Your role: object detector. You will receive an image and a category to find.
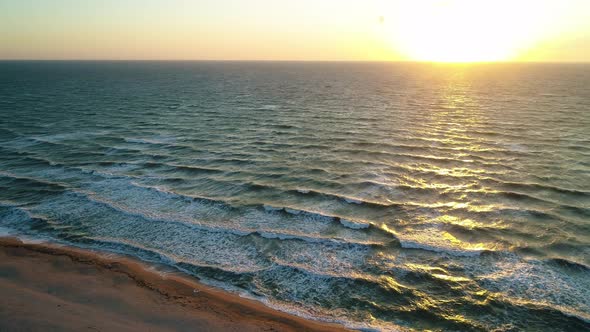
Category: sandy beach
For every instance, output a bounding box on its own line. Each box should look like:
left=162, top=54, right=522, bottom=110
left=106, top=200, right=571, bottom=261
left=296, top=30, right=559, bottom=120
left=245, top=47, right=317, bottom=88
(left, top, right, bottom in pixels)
left=0, top=237, right=347, bottom=332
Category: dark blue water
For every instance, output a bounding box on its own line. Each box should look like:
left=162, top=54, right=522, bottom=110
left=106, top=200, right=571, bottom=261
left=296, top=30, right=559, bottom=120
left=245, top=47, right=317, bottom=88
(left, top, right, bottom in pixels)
left=1, top=61, right=589, bottom=331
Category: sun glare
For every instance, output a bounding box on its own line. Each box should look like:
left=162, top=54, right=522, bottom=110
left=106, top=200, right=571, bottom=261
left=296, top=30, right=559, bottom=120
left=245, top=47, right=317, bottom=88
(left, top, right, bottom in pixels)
left=381, top=0, right=556, bottom=62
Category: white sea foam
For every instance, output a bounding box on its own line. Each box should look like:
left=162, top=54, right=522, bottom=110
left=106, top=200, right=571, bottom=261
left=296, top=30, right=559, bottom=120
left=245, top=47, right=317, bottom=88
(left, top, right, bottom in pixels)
left=392, top=226, right=489, bottom=257
left=339, top=218, right=370, bottom=230
left=473, top=253, right=590, bottom=319
left=263, top=204, right=282, bottom=212
left=284, top=208, right=302, bottom=215
left=343, top=197, right=363, bottom=204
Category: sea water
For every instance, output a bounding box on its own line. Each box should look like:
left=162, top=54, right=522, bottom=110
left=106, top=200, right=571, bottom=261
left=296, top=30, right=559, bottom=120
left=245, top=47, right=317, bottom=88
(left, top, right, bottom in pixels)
left=0, top=61, right=589, bottom=331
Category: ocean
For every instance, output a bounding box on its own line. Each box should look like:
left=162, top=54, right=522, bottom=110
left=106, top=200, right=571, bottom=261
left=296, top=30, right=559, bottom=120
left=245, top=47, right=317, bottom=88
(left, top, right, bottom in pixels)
left=0, top=61, right=589, bottom=331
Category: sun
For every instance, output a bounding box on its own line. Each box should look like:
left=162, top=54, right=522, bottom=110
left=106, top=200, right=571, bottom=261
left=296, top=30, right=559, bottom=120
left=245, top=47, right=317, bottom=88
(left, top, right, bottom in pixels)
left=380, top=0, right=553, bottom=63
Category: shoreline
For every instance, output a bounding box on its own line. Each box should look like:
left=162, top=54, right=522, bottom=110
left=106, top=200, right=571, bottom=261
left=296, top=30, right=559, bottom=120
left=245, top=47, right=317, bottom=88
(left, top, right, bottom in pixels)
left=0, top=236, right=349, bottom=331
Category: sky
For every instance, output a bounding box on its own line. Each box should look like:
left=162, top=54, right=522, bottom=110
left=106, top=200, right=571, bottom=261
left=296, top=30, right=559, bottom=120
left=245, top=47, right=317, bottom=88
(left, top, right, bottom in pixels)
left=1, top=0, right=589, bottom=62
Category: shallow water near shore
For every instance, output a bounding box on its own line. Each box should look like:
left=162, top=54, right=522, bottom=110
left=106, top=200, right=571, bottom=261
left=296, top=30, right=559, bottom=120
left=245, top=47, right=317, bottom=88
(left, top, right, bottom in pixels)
left=0, top=61, right=589, bottom=331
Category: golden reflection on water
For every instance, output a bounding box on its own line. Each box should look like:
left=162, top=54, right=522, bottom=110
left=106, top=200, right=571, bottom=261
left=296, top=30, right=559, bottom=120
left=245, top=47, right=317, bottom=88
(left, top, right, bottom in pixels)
left=397, top=70, right=502, bottom=252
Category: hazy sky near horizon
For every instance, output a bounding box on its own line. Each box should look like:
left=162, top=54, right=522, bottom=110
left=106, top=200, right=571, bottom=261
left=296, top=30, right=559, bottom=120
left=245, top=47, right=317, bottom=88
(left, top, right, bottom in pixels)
left=1, top=0, right=589, bottom=62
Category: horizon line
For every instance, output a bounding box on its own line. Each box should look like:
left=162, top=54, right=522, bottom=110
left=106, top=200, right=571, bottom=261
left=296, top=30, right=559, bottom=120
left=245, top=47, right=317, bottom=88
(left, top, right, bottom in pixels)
left=1, top=59, right=589, bottom=64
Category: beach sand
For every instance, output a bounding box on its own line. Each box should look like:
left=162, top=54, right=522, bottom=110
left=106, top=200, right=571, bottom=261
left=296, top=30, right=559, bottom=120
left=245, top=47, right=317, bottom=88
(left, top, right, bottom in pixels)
left=0, top=237, right=347, bottom=332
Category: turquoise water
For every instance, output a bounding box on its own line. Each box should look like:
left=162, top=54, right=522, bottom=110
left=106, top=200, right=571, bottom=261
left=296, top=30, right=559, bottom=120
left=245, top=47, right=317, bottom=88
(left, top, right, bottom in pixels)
left=0, top=61, right=589, bottom=331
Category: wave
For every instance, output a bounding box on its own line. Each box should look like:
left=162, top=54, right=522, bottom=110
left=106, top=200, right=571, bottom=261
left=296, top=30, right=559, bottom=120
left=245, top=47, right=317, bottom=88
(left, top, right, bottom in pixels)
left=3, top=161, right=578, bottom=261
left=261, top=204, right=380, bottom=232
left=124, top=137, right=177, bottom=145
left=0, top=170, right=69, bottom=192
left=83, top=236, right=269, bottom=275
left=398, top=239, right=489, bottom=257
left=545, top=257, right=590, bottom=272
left=339, top=218, right=371, bottom=230
left=54, top=187, right=393, bottom=248
left=285, top=188, right=392, bottom=208
left=480, top=177, right=590, bottom=199
left=3, top=150, right=588, bottom=255
left=166, top=163, right=229, bottom=175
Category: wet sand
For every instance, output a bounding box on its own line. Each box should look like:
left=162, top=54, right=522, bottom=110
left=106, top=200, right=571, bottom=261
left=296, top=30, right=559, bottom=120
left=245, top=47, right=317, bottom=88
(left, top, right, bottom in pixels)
left=0, top=237, right=347, bottom=332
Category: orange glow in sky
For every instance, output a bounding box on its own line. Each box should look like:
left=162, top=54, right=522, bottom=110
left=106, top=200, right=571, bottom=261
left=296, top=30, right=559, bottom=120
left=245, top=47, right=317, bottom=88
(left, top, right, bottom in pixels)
left=1, top=0, right=589, bottom=62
